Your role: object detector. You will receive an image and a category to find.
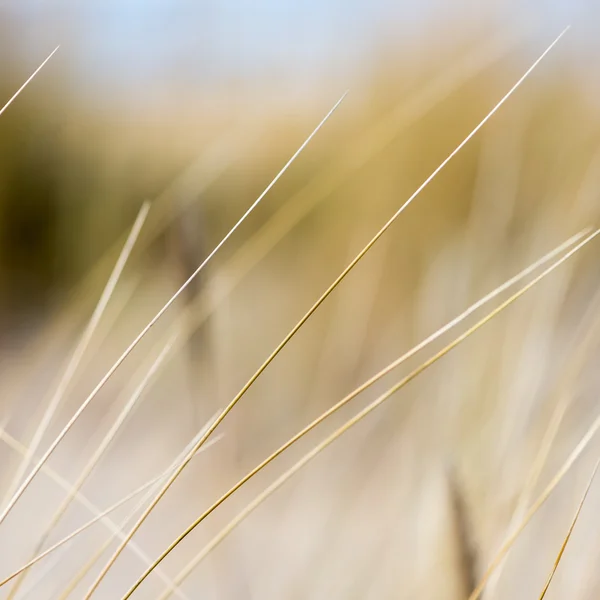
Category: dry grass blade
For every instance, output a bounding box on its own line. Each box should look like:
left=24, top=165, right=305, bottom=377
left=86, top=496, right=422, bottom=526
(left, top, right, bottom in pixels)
left=88, top=30, right=570, bottom=599
left=0, top=92, right=347, bottom=534
left=537, top=457, right=600, bottom=600
left=124, top=227, right=599, bottom=599
left=3, top=336, right=176, bottom=600
left=1, top=201, right=150, bottom=512
left=0, top=46, right=59, bottom=118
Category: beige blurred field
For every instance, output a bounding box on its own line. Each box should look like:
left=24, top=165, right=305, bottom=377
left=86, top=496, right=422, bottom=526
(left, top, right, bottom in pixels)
left=1, top=7, right=600, bottom=600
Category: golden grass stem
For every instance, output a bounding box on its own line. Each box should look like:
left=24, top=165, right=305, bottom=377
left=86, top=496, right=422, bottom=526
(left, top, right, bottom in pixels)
left=537, top=457, right=600, bottom=600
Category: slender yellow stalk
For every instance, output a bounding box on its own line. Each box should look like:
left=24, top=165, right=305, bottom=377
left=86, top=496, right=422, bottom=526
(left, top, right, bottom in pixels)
left=537, top=457, right=600, bottom=600
left=61, top=24, right=497, bottom=483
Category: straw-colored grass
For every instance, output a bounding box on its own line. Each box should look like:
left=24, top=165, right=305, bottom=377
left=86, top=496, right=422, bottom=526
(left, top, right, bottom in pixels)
left=1, top=18, right=600, bottom=600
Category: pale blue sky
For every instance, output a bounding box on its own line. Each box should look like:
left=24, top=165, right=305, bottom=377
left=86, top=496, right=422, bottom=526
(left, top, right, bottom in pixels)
left=5, top=0, right=600, bottom=109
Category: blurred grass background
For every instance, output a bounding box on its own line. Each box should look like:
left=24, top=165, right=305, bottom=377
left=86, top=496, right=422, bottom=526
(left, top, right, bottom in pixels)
left=1, top=2, right=600, bottom=599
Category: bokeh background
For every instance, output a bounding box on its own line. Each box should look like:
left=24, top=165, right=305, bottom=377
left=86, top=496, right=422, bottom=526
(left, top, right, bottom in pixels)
left=1, top=1, right=600, bottom=598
